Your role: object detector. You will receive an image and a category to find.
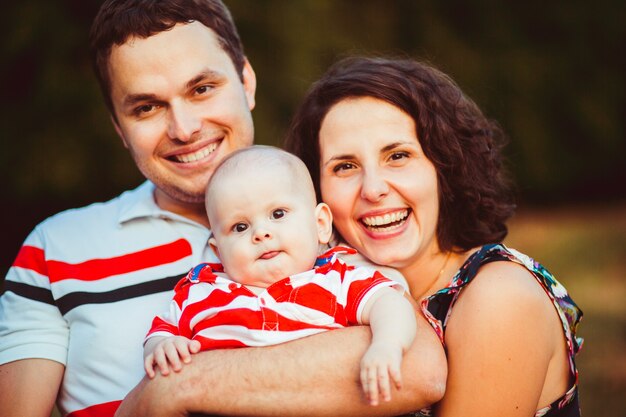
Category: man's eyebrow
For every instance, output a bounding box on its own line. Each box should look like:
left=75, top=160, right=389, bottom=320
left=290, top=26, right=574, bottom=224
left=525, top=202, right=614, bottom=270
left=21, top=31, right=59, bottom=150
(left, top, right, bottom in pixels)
left=122, top=70, right=225, bottom=108
left=123, top=93, right=158, bottom=108
left=185, top=70, right=223, bottom=89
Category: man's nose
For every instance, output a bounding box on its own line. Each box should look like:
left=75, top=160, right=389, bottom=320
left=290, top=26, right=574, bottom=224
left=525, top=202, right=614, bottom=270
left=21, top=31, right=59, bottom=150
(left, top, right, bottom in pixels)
left=167, top=102, right=201, bottom=142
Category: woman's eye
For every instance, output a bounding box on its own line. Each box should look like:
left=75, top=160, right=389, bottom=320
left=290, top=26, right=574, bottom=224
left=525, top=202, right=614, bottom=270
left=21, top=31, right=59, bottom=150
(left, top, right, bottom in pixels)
left=333, top=162, right=356, bottom=173
left=390, top=151, right=409, bottom=161
left=233, top=223, right=248, bottom=233
left=271, top=209, right=286, bottom=219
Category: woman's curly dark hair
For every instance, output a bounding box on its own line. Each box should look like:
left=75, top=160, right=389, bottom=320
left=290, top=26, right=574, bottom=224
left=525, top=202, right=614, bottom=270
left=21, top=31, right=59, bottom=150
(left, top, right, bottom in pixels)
left=284, top=56, right=516, bottom=252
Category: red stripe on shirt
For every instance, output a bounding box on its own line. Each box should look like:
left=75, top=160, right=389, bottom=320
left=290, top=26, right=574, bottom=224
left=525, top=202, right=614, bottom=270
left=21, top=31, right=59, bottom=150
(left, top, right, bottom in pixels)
left=12, top=245, right=48, bottom=276
left=192, top=306, right=339, bottom=334
left=67, top=400, right=121, bottom=417
left=46, top=239, right=193, bottom=282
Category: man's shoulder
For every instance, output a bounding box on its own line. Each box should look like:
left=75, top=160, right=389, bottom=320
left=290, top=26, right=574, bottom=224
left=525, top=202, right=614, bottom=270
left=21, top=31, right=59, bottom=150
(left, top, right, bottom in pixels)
left=38, top=183, right=149, bottom=234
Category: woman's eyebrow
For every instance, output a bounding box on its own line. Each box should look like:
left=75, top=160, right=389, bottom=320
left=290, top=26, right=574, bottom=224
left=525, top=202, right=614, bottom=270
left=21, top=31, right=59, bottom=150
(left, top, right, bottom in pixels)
left=381, top=141, right=413, bottom=152
left=322, top=154, right=353, bottom=167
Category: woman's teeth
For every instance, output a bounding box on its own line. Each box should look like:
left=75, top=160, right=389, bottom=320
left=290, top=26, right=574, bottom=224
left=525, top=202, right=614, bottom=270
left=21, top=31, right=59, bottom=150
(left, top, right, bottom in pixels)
left=361, top=209, right=409, bottom=228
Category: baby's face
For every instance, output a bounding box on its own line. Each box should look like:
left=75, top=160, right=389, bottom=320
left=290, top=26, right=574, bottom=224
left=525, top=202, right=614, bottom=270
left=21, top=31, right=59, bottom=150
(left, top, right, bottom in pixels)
left=207, top=164, right=329, bottom=286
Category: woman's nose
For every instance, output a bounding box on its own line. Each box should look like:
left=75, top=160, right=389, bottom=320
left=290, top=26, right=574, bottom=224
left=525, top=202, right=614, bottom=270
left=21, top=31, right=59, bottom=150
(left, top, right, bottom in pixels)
left=167, top=102, right=202, bottom=142
left=360, top=169, right=390, bottom=203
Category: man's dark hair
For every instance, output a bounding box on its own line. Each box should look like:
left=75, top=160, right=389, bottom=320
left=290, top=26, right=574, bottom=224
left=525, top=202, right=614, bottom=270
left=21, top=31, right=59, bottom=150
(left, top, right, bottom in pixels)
left=90, top=0, right=245, bottom=118
left=284, top=56, right=516, bottom=252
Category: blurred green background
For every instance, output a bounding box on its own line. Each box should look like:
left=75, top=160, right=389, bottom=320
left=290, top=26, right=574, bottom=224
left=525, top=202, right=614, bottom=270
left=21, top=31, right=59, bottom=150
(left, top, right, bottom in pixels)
left=2, top=1, right=624, bottom=416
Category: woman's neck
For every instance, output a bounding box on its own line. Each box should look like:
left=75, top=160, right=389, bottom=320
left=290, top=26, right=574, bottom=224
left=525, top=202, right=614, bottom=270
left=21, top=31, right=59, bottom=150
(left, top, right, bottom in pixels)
left=400, top=248, right=474, bottom=300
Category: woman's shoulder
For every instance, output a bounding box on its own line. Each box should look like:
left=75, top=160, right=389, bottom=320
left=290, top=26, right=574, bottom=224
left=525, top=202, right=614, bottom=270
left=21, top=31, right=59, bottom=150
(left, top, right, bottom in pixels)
left=451, top=245, right=554, bottom=334
left=456, top=257, right=554, bottom=319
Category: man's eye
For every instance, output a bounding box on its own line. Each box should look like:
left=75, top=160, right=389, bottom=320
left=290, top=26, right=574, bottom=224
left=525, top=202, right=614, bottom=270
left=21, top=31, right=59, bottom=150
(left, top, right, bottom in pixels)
left=195, top=85, right=212, bottom=95
left=233, top=223, right=248, bottom=233
left=271, top=209, right=285, bottom=219
left=135, top=104, right=154, bottom=115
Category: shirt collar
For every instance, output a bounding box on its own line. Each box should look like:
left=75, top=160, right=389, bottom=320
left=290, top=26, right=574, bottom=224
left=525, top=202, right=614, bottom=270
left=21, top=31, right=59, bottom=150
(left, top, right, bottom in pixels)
left=116, top=181, right=206, bottom=229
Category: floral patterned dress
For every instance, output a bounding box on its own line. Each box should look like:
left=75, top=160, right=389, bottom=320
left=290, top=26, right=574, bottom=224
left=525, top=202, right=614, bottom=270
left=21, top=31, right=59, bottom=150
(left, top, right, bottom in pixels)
left=406, top=244, right=583, bottom=417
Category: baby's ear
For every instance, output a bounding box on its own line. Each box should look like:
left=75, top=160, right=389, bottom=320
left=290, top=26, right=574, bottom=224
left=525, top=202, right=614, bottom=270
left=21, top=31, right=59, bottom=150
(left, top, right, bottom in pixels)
left=208, top=236, right=220, bottom=260
left=315, top=203, right=333, bottom=244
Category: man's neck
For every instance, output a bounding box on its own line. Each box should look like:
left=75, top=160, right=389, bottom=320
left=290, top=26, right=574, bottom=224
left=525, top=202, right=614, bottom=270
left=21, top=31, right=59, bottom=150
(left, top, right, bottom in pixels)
left=154, top=188, right=209, bottom=228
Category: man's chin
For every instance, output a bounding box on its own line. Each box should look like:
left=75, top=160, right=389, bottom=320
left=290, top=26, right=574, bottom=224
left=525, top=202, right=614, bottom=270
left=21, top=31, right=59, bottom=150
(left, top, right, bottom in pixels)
left=154, top=185, right=206, bottom=208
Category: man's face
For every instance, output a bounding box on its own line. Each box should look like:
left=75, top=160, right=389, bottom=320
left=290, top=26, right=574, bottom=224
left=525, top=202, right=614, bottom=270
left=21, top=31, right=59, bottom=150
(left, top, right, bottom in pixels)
left=108, top=21, right=256, bottom=211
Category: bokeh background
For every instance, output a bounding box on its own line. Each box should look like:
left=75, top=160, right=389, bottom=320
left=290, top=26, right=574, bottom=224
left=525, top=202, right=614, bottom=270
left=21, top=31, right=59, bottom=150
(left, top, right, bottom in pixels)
left=1, top=1, right=624, bottom=416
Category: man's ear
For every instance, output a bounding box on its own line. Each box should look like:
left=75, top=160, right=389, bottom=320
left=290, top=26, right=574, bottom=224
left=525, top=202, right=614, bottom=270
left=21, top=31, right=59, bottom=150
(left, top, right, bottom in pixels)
left=208, top=236, right=220, bottom=260
left=241, top=58, right=257, bottom=111
left=315, top=203, right=333, bottom=244
left=111, top=115, right=129, bottom=149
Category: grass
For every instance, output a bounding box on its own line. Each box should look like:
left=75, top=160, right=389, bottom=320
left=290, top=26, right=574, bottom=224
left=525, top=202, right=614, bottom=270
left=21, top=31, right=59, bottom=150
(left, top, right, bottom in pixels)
left=49, top=203, right=625, bottom=416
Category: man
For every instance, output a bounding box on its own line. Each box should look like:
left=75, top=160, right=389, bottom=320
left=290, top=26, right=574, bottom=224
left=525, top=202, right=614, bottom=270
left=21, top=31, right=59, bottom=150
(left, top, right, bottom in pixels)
left=0, top=1, right=445, bottom=416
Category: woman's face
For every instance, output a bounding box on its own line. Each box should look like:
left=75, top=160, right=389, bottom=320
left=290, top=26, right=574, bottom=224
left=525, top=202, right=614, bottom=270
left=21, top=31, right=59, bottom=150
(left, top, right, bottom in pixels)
left=319, top=97, right=440, bottom=269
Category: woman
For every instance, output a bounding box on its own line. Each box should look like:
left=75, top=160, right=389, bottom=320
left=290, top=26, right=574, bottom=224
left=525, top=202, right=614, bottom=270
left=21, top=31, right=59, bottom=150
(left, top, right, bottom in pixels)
left=285, top=56, right=583, bottom=416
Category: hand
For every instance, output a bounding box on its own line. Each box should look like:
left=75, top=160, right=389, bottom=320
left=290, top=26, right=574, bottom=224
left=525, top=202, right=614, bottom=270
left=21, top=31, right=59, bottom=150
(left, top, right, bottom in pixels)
left=360, top=341, right=404, bottom=406
left=144, top=336, right=201, bottom=378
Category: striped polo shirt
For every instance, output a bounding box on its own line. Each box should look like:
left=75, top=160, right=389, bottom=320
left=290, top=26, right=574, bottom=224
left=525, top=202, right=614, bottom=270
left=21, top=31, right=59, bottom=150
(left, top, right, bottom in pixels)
left=146, top=247, right=401, bottom=350
left=0, top=181, right=214, bottom=417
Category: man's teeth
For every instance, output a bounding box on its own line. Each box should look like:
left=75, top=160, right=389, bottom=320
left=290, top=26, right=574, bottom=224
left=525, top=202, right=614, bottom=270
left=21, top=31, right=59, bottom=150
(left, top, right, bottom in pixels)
left=175, top=142, right=218, bottom=163
left=362, top=210, right=408, bottom=227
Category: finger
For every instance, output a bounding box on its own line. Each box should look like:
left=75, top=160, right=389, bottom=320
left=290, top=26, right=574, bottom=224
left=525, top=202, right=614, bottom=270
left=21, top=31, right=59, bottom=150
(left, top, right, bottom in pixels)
left=153, top=348, right=170, bottom=376
left=144, top=355, right=155, bottom=379
left=389, top=362, right=403, bottom=390
left=174, top=339, right=193, bottom=364
left=189, top=339, right=201, bottom=354
left=367, top=366, right=380, bottom=406
left=360, top=366, right=370, bottom=402
left=377, top=365, right=391, bottom=402
left=163, top=342, right=183, bottom=371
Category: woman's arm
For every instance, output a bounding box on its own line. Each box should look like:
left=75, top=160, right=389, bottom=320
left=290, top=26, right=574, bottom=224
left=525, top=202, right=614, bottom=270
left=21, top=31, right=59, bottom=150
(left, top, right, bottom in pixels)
left=115, top=310, right=446, bottom=417
left=437, top=261, right=569, bottom=416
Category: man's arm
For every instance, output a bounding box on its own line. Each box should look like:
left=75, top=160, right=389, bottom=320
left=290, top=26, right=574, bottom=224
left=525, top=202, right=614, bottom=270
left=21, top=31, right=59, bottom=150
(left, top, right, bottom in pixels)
left=0, top=359, right=64, bottom=417
left=116, top=310, right=446, bottom=417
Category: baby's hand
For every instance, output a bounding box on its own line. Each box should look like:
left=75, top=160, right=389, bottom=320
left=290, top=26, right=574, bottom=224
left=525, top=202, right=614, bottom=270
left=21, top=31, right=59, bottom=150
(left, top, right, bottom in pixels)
left=360, top=341, right=404, bottom=406
left=144, top=336, right=201, bottom=378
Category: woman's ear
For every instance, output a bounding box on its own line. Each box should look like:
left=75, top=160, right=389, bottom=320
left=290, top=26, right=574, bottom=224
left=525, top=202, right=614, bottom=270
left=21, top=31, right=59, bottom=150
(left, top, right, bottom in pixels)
left=315, top=203, right=333, bottom=244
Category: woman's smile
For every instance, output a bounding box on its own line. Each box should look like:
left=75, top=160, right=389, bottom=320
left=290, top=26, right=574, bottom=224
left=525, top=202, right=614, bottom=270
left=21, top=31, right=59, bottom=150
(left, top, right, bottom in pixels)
left=319, top=97, right=440, bottom=269
left=359, top=208, right=410, bottom=232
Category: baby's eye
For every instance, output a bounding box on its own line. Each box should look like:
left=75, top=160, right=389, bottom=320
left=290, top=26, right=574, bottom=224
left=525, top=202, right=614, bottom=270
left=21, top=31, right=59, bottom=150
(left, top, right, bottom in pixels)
left=271, top=209, right=286, bottom=219
left=232, top=223, right=248, bottom=233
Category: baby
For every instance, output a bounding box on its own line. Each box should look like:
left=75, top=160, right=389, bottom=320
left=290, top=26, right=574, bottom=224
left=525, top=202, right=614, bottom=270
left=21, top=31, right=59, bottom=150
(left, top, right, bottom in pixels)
left=144, top=146, right=417, bottom=405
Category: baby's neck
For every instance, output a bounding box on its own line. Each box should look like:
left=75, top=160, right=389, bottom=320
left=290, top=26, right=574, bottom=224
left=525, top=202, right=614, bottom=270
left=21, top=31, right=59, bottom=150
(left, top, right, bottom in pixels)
left=244, top=284, right=267, bottom=295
